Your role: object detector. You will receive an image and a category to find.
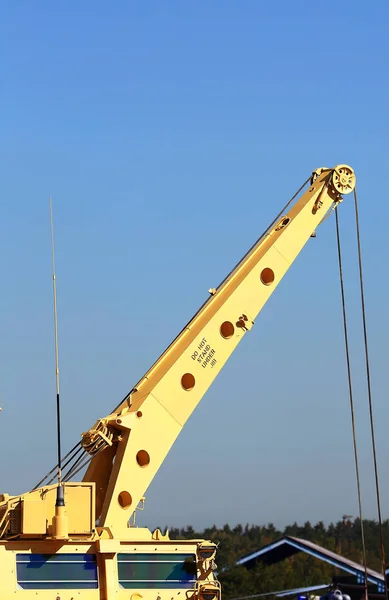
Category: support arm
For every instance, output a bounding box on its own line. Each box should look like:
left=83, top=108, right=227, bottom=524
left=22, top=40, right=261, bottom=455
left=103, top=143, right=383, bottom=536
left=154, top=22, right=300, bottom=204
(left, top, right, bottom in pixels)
left=82, top=165, right=356, bottom=535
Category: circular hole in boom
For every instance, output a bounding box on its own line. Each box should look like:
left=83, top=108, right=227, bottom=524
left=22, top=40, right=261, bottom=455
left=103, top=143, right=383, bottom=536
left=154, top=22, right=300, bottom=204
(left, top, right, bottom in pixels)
left=136, top=450, right=150, bottom=467
left=181, top=373, right=195, bottom=391
left=220, top=321, right=235, bottom=339
left=118, top=491, right=132, bottom=509
left=260, top=268, right=275, bottom=286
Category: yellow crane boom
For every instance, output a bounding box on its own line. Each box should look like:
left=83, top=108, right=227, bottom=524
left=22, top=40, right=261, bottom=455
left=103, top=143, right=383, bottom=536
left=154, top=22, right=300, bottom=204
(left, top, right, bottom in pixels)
left=80, top=164, right=356, bottom=536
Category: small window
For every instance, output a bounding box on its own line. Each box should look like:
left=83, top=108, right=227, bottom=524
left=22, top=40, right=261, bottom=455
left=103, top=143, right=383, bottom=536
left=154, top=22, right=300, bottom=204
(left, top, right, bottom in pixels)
left=117, top=553, right=197, bottom=589
left=16, top=553, right=98, bottom=590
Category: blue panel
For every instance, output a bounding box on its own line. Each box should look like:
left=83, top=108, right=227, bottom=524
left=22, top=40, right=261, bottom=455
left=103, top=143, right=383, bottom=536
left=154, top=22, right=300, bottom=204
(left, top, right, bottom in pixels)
left=22, top=553, right=97, bottom=563
left=16, top=553, right=98, bottom=590
left=117, top=553, right=197, bottom=590
left=121, top=553, right=195, bottom=562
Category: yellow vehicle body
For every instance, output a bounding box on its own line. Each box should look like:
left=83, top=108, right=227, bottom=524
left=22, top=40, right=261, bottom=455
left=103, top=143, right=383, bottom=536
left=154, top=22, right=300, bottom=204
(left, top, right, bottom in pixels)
left=0, top=165, right=356, bottom=599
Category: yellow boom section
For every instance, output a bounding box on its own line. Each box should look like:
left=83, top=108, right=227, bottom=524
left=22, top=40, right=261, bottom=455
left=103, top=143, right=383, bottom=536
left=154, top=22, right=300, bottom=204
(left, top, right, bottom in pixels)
left=82, top=165, right=355, bottom=535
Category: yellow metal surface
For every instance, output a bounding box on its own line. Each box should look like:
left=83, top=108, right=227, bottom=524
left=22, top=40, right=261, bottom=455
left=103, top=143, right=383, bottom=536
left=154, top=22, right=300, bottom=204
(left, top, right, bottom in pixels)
left=0, top=482, right=95, bottom=538
left=21, top=499, right=47, bottom=535
left=51, top=503, right=69, bottom=540
left=82, top=165, right=356, bottom=535
left=0, top=165, right=355, bottom=599
left=62, top=483, right=95, bottom=534
left=0, top=538, right=215, bottom=600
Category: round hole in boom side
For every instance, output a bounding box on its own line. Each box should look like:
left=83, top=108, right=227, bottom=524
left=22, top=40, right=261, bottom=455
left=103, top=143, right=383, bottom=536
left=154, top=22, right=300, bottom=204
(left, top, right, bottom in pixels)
left=181, top=373, right=195, bottom=391
left=260, top=268, right=275, bottom=286
left=220, top=321, right=235, bottom=339
left=118, top=491, right=132, bottom=509
left=136, top=450, right=150, bottom=467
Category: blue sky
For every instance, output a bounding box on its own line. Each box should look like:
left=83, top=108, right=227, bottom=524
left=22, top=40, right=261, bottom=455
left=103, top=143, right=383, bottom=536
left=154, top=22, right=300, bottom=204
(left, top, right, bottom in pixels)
left=1, top=0, right=389, bottom=531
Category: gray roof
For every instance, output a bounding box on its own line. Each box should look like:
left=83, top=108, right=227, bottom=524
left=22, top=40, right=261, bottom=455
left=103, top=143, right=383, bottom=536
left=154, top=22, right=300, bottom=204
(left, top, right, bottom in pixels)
left=237, top=536, right=385, bottom=591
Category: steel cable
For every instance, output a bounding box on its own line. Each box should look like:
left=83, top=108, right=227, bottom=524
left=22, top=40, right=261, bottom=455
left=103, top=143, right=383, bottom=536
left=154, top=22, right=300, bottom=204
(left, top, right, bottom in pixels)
left=335, top=206, right=369, bottom=600
left=353, top=187, right=387, bottom=599
left=31, top=441, right=82, bottom=490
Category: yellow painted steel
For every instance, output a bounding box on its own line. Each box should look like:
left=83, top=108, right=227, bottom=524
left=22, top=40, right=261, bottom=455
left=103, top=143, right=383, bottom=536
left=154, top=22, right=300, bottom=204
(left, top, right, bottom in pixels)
left=0, top=165, right=356, bottom=599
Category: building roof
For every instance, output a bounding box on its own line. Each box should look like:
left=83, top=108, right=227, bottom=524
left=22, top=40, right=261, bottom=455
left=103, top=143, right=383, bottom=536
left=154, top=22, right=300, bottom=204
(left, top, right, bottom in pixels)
left=236, top=536, right=385, bottom=592
left=275, top=584, right=330, bottom=597
left=231, top=584, right=331, bottom=600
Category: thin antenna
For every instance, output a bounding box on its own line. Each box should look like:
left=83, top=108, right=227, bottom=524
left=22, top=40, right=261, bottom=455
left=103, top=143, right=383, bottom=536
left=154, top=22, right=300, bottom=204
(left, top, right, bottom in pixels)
left=49, top=197, right=62, bottom=486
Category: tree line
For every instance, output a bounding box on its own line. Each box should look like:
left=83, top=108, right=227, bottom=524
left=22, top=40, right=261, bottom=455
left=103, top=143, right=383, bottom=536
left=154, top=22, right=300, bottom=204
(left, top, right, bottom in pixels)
left=167, top=518, right=389, bottom=599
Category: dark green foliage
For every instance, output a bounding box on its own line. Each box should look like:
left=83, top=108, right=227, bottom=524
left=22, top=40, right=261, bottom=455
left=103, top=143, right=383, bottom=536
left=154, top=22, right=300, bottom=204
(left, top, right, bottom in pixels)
left=167, top=518, right=389, bottom=599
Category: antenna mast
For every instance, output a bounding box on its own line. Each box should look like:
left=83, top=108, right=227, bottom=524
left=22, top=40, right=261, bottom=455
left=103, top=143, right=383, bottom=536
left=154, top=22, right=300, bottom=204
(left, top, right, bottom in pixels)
left=49, top=196, right=62, bottom=486
left=49, top=197, right=68, bottom=539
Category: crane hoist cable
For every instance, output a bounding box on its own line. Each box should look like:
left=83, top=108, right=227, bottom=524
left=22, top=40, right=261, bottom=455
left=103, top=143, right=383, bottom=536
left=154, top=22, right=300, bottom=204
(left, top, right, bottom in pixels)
left=336, top=190, right=387, bottom=600
left=31, top=441, right=83, bottom=490
left=353, top=188, right=387, bottom=600
left=335, top=205, right=369, bottom=600
left=63, top=453, right=91, bottom=482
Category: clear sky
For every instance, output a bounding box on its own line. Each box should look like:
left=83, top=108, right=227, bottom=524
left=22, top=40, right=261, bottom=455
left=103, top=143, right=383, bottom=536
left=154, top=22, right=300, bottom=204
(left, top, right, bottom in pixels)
left=1, top=1, right=389, bottom=533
